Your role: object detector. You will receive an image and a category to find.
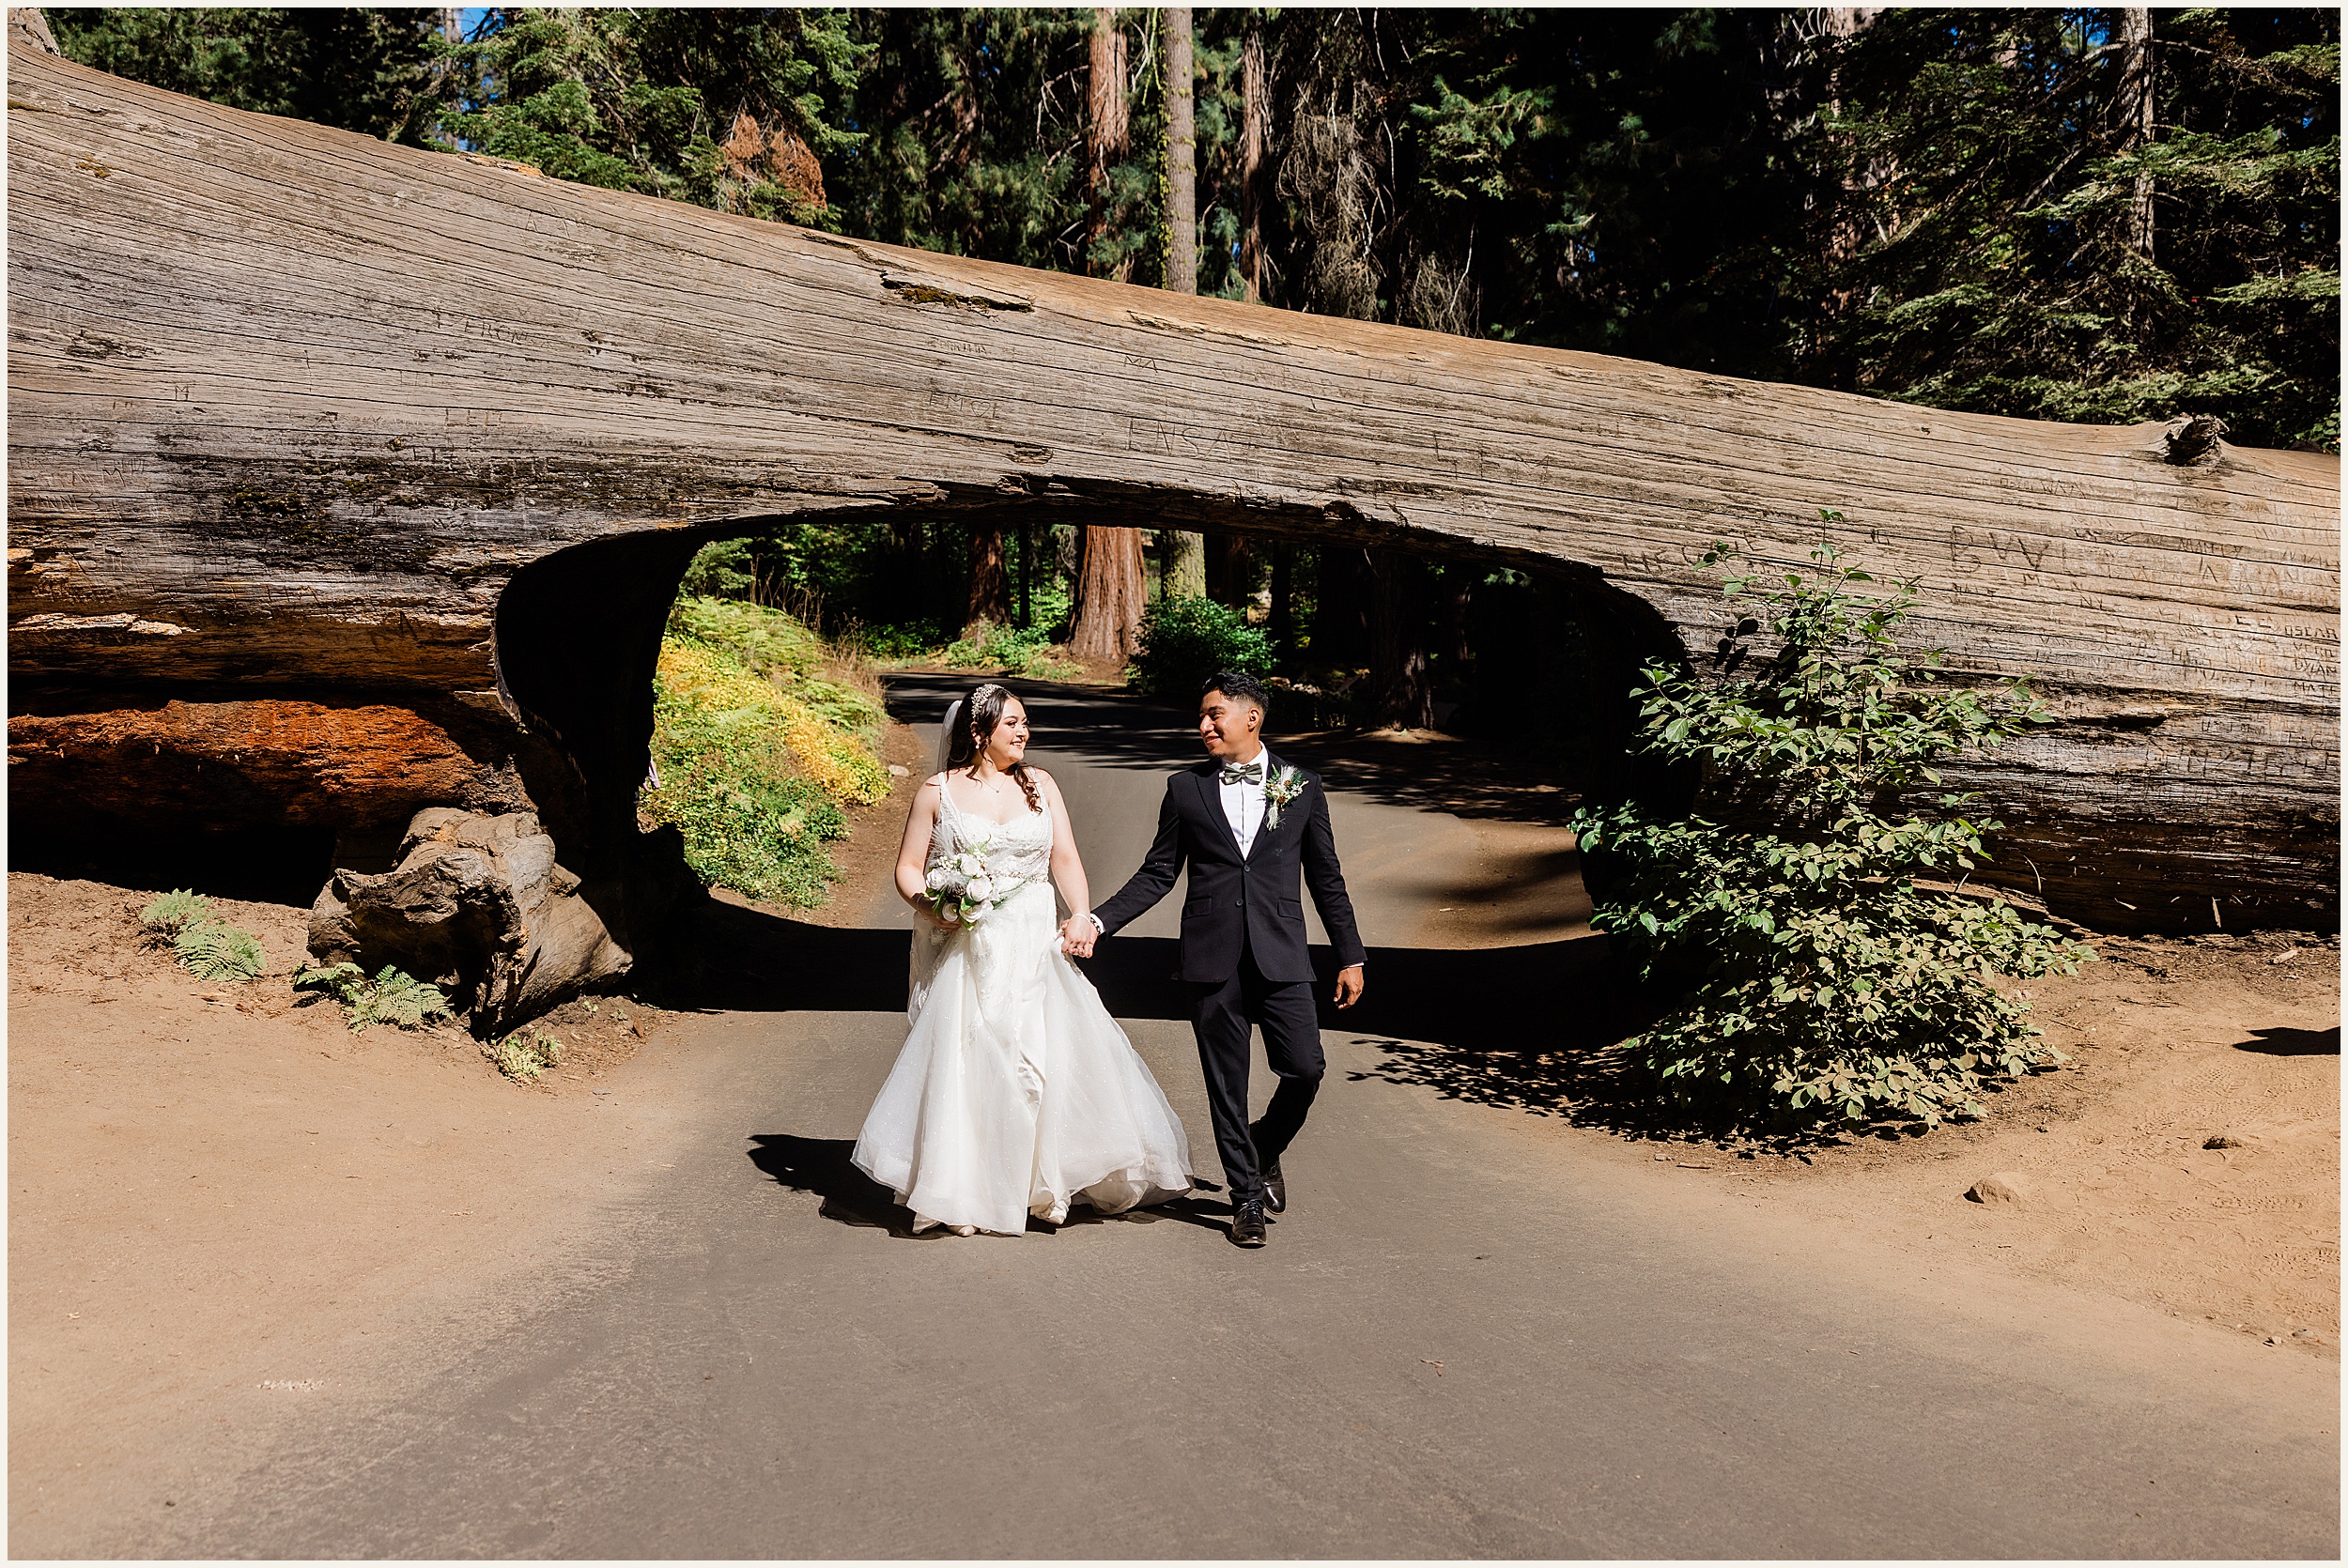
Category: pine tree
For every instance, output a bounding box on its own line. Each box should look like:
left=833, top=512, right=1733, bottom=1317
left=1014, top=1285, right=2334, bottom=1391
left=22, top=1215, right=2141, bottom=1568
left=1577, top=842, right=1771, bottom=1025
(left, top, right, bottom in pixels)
left=51, top=8, right=444, bottom=140
left=438, top=8, right=863, bottom=227
left=1801, top=8, right=2339, bottom=451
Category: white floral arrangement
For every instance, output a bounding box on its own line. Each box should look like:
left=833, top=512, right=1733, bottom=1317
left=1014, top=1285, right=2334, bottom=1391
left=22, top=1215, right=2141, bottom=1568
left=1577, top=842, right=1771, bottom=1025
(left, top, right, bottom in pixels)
left=923, top=846, right=1015, bottom=927
left=1262, top=764, right=1306, bottom=830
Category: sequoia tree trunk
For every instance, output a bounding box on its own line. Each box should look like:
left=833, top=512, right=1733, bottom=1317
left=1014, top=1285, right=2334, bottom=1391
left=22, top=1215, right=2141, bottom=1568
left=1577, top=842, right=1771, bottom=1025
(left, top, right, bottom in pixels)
left=6, top=29, right=2336, bottom=932
left=1205, top=533, right=1253, bottom=609
left=1069, top=8, right=1147, bottom=655
left=965, top=522, right=1011, bottom=634
left=1155, top=7, right=1212, bottom=601
left=1163, top=7, right=1197, bottom=296
left=2114, top=8, right=2156, bottom=261
left=1068, top=527, right=1148, bottom=663
left=1087, top=8, right=1129, bottom=283
left=1239, top=30, right=1268, bottom=305
left=1367, top=551, right=1435, bottom=730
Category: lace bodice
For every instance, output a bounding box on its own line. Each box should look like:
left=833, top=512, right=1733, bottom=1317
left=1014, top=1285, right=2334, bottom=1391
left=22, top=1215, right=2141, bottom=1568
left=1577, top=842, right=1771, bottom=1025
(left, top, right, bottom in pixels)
left=932, top=774, right=1054, bottom=889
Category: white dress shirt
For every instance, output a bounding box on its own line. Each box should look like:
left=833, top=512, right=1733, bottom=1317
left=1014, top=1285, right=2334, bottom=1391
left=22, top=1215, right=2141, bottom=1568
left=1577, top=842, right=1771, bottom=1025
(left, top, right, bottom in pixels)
left=1081, top=749, right=1270, bottom=937
left=1218, top=748, right=1268, bottom=857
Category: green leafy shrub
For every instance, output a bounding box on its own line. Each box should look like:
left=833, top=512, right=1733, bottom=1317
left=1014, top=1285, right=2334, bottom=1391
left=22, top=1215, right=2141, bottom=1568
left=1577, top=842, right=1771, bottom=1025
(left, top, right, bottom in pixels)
left=140, top=888, right=266, bottom=982
left=294, top=962, right=456, bottom=1033
left=677, top=538, right=758, bottom=600
left=488, top=1031, right=563, bottom=1082
left=939, top=622, right=1079, bottom=678
left=853, top=619, right=956, bottom=661
left=1128, top=595, right=1274, bottom=700
left=1568, top=530, right=2095, bottom=1130
left=645, top=761, right=847, bottom=907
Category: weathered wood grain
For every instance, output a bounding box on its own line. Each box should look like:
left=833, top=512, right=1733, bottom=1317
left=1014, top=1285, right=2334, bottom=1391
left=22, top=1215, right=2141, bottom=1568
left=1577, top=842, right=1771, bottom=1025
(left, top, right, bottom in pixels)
left=7, top=38, right=2337, bottom=930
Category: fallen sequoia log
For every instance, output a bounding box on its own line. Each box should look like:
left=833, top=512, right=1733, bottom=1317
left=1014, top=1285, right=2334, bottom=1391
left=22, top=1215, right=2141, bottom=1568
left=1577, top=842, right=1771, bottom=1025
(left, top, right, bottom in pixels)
left=8, top=19, right=2338, bottom=980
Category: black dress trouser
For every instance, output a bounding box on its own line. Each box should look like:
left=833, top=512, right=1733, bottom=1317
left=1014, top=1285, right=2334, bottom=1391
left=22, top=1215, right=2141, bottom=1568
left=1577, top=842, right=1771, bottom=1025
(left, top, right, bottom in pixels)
left=1187, top=935, right=1324, bottom=1207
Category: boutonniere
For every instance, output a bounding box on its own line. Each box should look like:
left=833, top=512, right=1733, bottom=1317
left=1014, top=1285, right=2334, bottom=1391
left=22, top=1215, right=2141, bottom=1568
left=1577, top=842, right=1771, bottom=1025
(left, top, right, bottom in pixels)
left=1262, top=765, right=1306, bottom=830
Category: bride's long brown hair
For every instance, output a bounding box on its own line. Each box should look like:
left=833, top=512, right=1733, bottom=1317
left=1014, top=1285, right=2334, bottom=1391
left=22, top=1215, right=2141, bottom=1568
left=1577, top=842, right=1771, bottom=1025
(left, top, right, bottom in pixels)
left=944, top=683, right=1041, bottom=812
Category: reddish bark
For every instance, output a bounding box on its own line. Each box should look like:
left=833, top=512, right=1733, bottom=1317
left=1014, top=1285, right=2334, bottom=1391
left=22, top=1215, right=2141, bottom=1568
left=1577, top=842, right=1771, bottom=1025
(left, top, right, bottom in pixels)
left=9, top=699, right=499, bottom=829
left=965, top=522, right=1011, bottom=633
left=1068, top=526, right=1147, bottom=662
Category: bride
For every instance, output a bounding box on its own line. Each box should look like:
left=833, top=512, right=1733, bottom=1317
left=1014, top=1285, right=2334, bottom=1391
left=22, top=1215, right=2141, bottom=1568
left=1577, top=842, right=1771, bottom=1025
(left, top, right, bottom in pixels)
left=852, top=682, right=1194, bottom=1236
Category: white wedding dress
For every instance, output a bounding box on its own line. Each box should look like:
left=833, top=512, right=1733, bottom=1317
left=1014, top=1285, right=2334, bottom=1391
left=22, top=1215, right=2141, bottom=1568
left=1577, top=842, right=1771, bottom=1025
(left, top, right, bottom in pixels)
left=852, top=777, right=1194, bottom=1236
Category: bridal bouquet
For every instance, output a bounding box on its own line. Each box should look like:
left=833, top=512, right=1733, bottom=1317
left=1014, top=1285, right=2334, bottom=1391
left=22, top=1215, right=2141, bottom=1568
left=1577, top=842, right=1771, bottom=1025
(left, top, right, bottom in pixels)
left=923, top=848, right=1011, bottom=927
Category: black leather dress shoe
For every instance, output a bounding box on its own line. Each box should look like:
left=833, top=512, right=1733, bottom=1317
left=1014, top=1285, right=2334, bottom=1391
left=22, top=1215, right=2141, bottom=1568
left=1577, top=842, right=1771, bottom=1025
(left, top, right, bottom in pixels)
left=1262, top=1158, right=1287, bottom=1214
left=1229, top=1197, right=1267, bottom=1247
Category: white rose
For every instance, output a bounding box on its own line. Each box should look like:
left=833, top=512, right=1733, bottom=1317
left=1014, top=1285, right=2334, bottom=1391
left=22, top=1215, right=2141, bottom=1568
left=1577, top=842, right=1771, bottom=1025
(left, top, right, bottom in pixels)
left=967, top=875, right=996, bottom=902
left=924, top=867, right=948, bottom=892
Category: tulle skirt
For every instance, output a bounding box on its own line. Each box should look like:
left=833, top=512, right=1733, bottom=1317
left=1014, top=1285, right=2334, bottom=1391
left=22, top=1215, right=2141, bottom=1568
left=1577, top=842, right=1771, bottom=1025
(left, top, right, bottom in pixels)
left=852, top=881, right=1194, bottom=1236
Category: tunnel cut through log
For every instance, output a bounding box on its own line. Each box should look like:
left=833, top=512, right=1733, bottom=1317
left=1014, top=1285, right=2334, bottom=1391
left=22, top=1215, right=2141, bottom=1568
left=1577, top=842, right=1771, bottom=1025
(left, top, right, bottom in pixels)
left=487, top=503, right=1690, bottom=945
left=6, top=24, right=2339, bottom=941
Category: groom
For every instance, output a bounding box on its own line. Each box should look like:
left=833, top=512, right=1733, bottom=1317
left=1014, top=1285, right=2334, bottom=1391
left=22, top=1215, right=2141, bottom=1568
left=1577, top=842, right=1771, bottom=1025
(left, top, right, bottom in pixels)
left=1062, top=670, right=1366, bottom=1248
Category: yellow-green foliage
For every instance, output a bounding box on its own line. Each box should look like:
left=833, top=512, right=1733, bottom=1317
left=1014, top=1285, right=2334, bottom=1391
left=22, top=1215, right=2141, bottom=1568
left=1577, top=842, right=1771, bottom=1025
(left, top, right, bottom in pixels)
left=645, top=597, right=893, bottom=907
left=662, top=597, right=890, bottom=804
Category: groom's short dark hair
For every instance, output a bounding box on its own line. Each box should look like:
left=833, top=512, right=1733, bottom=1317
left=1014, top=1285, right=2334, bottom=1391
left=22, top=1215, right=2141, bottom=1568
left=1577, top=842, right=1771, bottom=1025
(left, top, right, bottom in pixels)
left=1202, top=669, right=1269, bottom=713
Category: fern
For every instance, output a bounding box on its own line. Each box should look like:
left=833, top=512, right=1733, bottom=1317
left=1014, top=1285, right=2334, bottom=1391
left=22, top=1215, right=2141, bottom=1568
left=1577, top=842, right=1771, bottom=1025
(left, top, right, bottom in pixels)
left=292, top=961, right=366, bottom=1004
left=296, top=961, right=452, bottom=1032
left=349, top=966, right=454, bottom=1032
left=140, top=888, right=214, bottom=938
left=488, top=1031, right=562, bottom=1082
left=174, top=920, right=265, bottom=983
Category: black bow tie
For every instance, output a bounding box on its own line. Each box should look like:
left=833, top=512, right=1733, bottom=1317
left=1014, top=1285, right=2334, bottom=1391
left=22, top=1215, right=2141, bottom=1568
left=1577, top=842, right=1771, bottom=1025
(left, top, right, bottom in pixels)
left=1220, top=761, right=1263, bottom=786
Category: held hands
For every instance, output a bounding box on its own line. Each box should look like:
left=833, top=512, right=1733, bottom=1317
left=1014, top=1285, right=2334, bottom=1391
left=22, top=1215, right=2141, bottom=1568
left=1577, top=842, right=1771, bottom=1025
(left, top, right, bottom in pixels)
left=1058, top=914, right=1099, bottom=958
left=1334, top=964, right=1365, bottom=1010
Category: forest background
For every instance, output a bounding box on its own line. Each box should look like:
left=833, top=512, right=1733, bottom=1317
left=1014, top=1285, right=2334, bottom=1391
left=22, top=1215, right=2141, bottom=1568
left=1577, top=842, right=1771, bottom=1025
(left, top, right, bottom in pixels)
left=54, top=6, right=2340, bottom=756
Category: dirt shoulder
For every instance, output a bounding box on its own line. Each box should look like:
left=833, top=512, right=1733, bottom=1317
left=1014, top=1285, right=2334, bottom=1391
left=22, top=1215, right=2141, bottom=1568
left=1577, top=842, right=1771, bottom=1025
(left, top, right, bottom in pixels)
left=1733, top=928, right=2340, bottom=1357
left=6, top=873, right=710, bottom=1545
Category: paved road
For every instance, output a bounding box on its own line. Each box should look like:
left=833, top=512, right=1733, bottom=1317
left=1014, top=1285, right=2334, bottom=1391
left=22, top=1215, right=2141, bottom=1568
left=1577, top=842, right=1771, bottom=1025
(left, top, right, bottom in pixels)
left=146, top=677, right=2337, bottom=1557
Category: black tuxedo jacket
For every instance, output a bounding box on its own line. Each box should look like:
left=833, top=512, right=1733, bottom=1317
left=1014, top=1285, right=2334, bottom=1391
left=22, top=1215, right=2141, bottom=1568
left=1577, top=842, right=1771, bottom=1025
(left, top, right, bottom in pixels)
left=1091, top=754, right=1367, bottom=985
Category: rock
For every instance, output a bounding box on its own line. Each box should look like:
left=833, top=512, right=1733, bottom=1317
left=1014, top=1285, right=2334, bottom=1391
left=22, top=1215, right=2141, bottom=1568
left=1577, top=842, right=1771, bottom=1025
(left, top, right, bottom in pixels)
left=2204, top=1133, right=2249, bottom=1149
left=308, top=807, right=629, bottom=1035
left=1965, top=1172, right=2034, bottom=1207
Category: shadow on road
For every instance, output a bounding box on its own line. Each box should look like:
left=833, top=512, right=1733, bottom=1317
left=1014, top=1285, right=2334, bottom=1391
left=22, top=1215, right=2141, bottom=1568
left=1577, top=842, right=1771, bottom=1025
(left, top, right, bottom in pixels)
left=746, top=1131, right=1237, bottom=1238
left=2234, top=1025, right=2340, bottom=1056
left=883, top=671, right=1586, bottom=822
left=665, top=896, right=1623, bottom=1038
left=745, top=1134, right=926, bottom=1237
left=661, top=897, right=1704, bottom=1143
left=883, top=672, right=1198, bottom=777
